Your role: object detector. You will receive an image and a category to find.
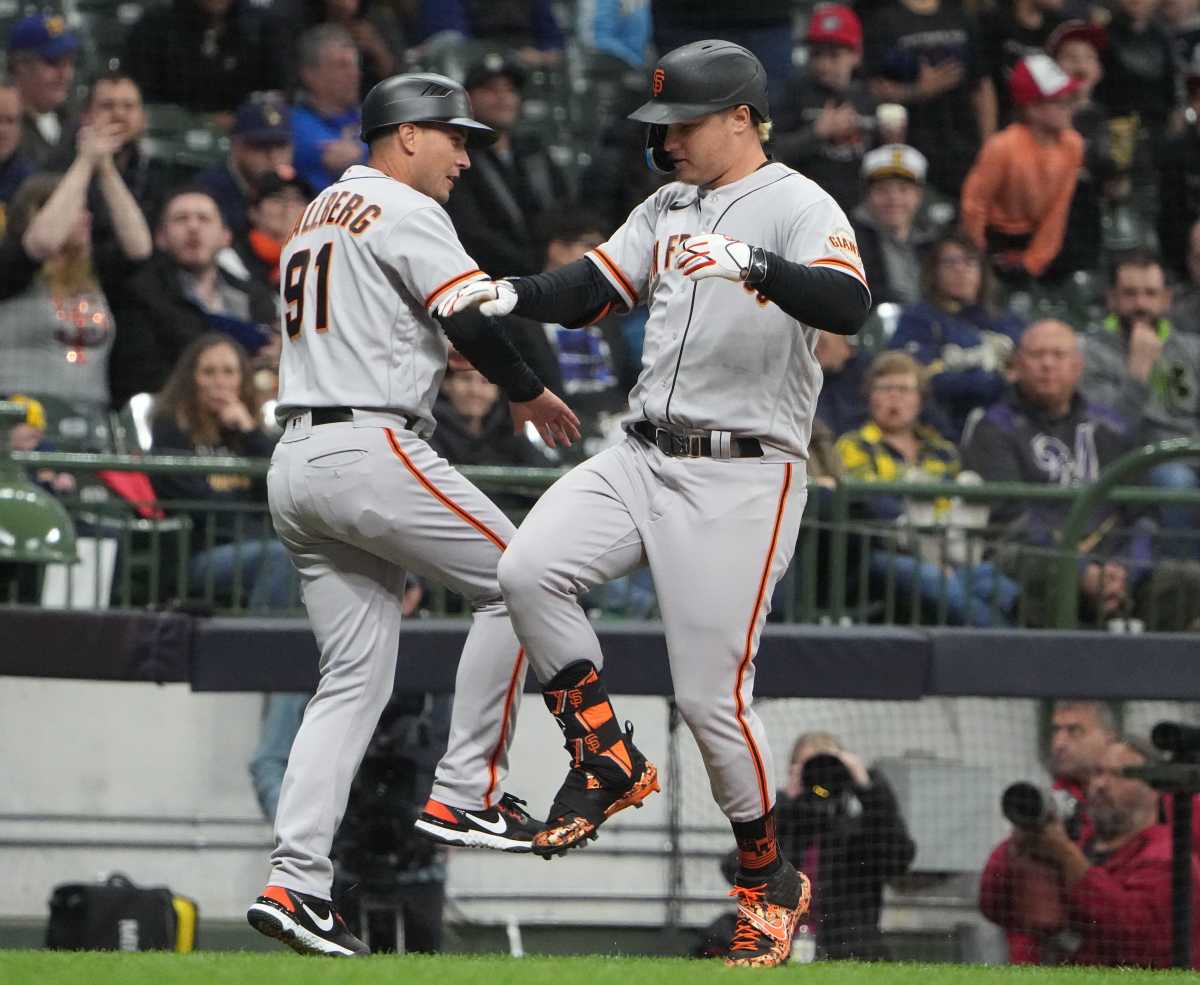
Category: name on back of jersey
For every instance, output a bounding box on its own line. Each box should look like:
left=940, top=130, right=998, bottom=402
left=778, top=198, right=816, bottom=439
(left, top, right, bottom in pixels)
left=287, top=188, right=383, bottom=243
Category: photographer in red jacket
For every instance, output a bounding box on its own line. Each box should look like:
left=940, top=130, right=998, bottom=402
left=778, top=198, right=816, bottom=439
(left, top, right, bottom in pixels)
left=980, top=736, right=1200, bottom=967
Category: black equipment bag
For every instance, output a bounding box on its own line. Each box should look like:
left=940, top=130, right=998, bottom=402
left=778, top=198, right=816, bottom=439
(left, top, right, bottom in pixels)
left=46, top=873, right=198, bottom=951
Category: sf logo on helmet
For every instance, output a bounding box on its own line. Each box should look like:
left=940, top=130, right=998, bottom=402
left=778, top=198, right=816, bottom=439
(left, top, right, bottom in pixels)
left=652, top=68, right=665, bottom=97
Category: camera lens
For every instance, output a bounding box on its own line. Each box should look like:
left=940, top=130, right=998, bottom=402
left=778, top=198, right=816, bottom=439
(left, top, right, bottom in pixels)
left=802, top=753, right=854, bottom=799
left=1002, top=781, right=1051, bottom=830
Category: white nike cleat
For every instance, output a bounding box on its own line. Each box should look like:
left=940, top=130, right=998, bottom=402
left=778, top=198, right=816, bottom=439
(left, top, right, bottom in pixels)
left=413, top=792, right=540, bottom=852
left=246, top=885, right=369, bottom=957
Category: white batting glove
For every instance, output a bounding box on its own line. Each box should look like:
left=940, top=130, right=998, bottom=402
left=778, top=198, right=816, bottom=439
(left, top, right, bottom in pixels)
left=675, top=234, right=754, bottom=282
left=434, top=278, right=518, bottom=318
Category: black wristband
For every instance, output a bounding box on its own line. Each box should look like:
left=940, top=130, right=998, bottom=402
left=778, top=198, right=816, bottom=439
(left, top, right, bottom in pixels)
left=744, top=245, right=769, bottom=286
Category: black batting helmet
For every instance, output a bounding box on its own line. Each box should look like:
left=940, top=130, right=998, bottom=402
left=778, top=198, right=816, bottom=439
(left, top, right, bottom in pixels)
left=360, top=72, right=497, bottom=145
left=628, top=40, right=770, bottom=174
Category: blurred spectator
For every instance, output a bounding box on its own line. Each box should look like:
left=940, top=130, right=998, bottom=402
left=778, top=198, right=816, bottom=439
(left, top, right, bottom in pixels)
left=124, top=0, right=288, bottom=115
left=1158, top=56, right=1200, bottom=282
left=0, top=84, right=33, bottom=236
left=1082, top=250, right=1200, bottom=549
left=237, top=173, right=310, bottom=287
left=815, top=330, right=870, bottom=436
left=444, top=55, right=572, bottom=277
left=416, top=0, right=564, bottom=66
left=430, top=362, right=549, bottom=470
left=5, top=13, right=78, bottom=166
left=772, top=5, right=876, bottom=212
left=1047, top=20, right=1119, bottom=279
left=1048, top=699, right=1119, bottom=845
left=50, top=73, right=163, bottom=256
left=964, top=319, right=1200, bottom=629
left=960, top=54, right=1083, bottom=285
left=890, top=231, right=1023, bottom=439
left=502, top=210, right=631, bottom=447
left=1172, top=219, right=1200, bottom=331
left=197, top=95, right=295, bottom=246
left=1083, top=251, right=1199, bottom=445
left=150, top=334, right=288, bottom=609
left=863, top=0, right=995, bottom=198
left=980, top=736, right=1200, bottom=967
left=852, top=144, right=937, bottom=306
left=0, top=126, right=152, bottom=431
left=1095, top=0, right=1179, bottom=152
left=5, top=393, right=75, bottom=495
left=980, top=0, right=1067, bottom=126
left=836, top=351, right=1019, bottom=626
left=1166, top=0, right=1200, bottom=68
left=574, top=0, right=651, bottom=72
left=109, top=187, right=278, bottom=407
left=292, top=25, right=367, bottom=193
left=649, top=2, right=793, bottom=107
left=291, top=0, right=404, bottom=95
left=776, top=732, right=915, bottom=959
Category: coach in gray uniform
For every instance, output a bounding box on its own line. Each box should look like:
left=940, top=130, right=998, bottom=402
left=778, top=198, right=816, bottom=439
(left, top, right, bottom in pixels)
left=245, top=73, right=579, bottom=958
left=438, top=41, right=870, bottom=967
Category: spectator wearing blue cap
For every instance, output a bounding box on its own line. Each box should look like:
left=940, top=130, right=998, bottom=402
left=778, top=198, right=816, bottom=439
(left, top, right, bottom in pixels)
left=0, top=84, right=33, bottom=237
left=197, top=95, right=295, bottom=244
left=291, top=25, right=365, bottom=193
left=5, top=13, right=78, bottom=165
left=123, top=0, right=288, bottom=116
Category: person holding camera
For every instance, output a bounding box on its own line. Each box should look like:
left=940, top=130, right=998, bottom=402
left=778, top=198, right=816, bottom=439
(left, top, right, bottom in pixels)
left=980, top=736, right=1200, bottom=967
left=775, top=732, right=916, bottom=960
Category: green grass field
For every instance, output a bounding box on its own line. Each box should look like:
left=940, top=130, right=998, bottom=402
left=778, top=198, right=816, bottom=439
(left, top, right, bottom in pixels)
left=1, top=953, right=1196, bottom=985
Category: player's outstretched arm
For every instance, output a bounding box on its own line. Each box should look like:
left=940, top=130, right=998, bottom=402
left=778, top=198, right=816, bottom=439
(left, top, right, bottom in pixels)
left=510, top=390, right=582, bottom=449
left=675, top=234, right=871, bottom=335
left=437, top=306, right=545, bottom=403
left=435, top=260, right=623, bottom=329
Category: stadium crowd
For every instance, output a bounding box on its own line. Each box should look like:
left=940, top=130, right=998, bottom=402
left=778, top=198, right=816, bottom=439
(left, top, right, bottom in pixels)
left=0, top=0, right=1199, bottom=628
left=2, top=4, right=1200, bottom=967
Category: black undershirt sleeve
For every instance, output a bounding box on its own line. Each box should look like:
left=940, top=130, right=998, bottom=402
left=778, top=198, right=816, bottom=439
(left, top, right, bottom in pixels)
left=747, top=249, right=871, bottom=336
left=436, top=307, right=544, bottom=403
left=510, top=258, right=624, bottom=327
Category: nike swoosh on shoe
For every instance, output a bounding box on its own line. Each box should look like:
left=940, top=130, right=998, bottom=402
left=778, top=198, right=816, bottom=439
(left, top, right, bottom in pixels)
left=464, top=811, right=508, bottom=834
left=739, top=905, right=791, bottom=944
left=302, top=902, right=335, bottom=932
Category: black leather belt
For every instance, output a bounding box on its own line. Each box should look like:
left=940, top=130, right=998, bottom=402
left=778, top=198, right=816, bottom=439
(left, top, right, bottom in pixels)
left=631, top=420, right=763, bottom=459
left=309, top=407, right=419, bottom=430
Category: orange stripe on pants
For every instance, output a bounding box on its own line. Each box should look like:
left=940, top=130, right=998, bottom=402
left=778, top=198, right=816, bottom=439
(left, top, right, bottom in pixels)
left=384, top=428, right=508, bottom=551
left=734, top=463, right=793, bottom=817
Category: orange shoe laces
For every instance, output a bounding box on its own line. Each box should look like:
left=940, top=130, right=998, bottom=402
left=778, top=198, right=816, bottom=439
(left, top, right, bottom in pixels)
left=728, top=882, right=768, bottom=952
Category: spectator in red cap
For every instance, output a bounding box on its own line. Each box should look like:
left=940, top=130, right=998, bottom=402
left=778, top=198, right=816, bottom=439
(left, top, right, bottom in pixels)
left=774, top=5, right=876, bottom=211
left=960, top=53, right=1083, bottom=284
left=980, top=0, right=1067, bottom=127
left=5, top=13, right=78, bottom=165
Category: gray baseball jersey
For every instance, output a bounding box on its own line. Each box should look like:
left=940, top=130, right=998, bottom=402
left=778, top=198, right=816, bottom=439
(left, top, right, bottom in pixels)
left=276, top=163, right=490, bottom=434
left=499, top=161, right=864, bottom=824
left=265, top=164, right=532, bottom=900
left=586, top=161, right=866, bottom=458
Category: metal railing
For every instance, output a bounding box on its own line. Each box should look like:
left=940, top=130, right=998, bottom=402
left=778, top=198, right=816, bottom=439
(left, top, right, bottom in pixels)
left=4, top=443, right=1199, bottom=630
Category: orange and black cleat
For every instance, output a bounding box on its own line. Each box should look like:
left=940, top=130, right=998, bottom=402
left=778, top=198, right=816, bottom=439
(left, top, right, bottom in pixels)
left=532, top=724, right=660, bottom=859
left=724, top=860, right=811, bottom=967
left=533, top=661, right=661, bottom=859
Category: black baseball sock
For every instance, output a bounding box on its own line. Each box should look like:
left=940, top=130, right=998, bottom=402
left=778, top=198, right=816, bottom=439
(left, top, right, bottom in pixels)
left=731, top=808, right=783, bottom=878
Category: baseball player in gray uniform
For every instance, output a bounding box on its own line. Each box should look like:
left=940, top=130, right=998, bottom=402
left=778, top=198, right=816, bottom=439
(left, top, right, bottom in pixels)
left=245, top=74, right=580, bottom=958
left=437, top=41, right=870, bottom=966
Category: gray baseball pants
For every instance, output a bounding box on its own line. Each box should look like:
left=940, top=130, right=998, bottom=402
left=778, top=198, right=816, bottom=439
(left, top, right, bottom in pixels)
left=498, top=436, right=807, bottom=823
left=265, top=411, right=526, bottom=899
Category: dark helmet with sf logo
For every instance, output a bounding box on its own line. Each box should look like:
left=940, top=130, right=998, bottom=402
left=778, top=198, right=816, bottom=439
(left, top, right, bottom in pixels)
left=628, top=40, right=770, bottom=174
